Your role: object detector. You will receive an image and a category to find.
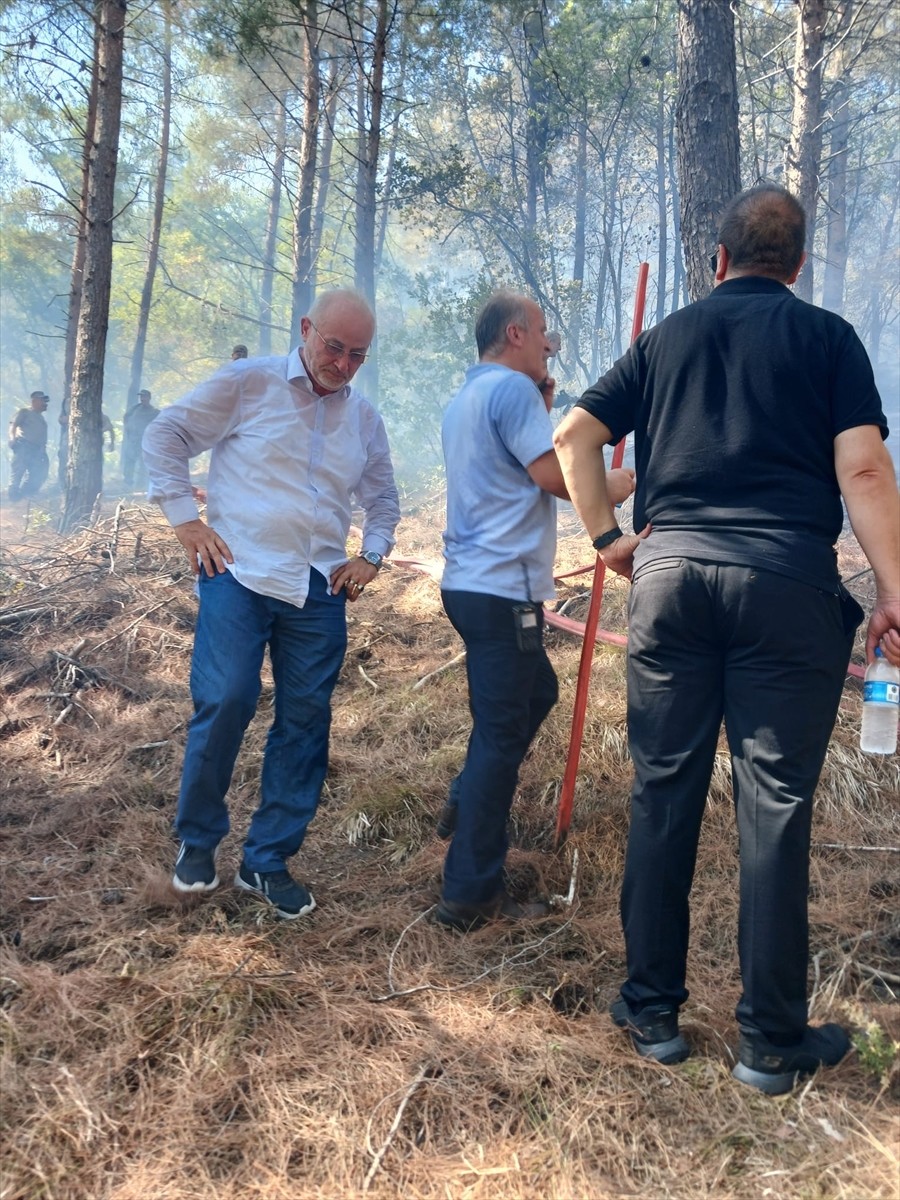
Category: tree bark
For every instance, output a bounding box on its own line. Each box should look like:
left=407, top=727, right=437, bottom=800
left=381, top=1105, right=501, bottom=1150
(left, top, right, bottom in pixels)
left=61, top=0, right=126, bottom=532
left=63, top=12, right=101, bottom=422
left=310, top=57, right=339, bottom=298
left=259, top=91, right=287, bottom=355
left=785, top=0, right=826, bottom=302
left=569, top=113, right=588, bottom=373
left=821, top=1, right=853, bottom=314
left=128, top=0, right=171, bottom=405
left=655, top=79, right=668, bottom=325
left=353, top=0, right=387, bottom=312
left=353, top=0, right=388, bottom=400
left=290, top=3, right=321, bottom=335
left=675, top=0, right=741, bottom=302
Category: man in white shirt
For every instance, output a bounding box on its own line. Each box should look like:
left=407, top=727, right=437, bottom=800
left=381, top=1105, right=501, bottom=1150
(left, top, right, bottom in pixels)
left=144, top=289, right=400, bottom=918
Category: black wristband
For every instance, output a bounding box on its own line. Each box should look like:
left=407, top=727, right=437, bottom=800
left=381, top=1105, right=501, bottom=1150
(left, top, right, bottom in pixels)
left=592, top=526, right=624, bottom=551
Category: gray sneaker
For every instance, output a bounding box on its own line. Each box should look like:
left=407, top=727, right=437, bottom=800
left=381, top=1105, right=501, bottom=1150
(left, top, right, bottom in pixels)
left=235, top=863, right=316, bottom=920
left=732, top=1023, right=851, bottom=1095
left=173, top=842, right=219, bottom=893
left=610, top=996, right=691, bottom=1065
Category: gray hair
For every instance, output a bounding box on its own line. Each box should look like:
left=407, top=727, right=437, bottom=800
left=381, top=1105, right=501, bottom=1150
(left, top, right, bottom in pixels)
left=307, top=289, right=375, bottom=328
left=475, top=290, right=530, bottom=358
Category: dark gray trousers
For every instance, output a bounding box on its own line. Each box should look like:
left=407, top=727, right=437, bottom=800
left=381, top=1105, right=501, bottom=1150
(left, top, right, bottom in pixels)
left=620, top=559, right=855, bottom=1037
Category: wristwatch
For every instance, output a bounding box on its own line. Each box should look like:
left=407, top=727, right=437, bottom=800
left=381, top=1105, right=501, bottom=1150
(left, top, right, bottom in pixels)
left=358, top=550, right=383, bottom=569
left=592, top=526, right=624, bottom=551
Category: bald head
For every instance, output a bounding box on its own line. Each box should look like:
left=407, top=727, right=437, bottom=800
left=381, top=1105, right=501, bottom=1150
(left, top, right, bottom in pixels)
left=300, top=290, right=375, bottom=396
left=307, top=289, right=375, bottom=332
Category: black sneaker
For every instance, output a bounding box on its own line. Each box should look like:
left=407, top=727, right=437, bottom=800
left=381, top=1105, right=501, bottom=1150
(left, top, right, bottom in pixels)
left=235, top=863, right=316, bottom=920
left=433, top=890, right=550, bottom=932
left=172, top=842, right=219, bottom=893
left=435, top=803, right=457, bottom=840
left=732, top=1023, right=851, bottom=1095
left=610, top=995, right=691, bottom=1065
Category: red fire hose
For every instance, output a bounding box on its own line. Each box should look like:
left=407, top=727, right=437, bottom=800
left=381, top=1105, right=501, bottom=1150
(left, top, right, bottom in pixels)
left=553, top=262, right=649, bottom=848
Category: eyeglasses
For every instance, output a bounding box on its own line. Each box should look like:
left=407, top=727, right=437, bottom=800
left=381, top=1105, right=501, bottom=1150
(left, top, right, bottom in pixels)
left=709, top=248, right=726, bottom=273
left=309, top=322, right=369, bottom=365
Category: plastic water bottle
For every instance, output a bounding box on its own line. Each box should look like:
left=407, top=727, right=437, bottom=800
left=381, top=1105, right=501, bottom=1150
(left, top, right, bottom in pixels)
left=860, top=647, right=900, bottom=755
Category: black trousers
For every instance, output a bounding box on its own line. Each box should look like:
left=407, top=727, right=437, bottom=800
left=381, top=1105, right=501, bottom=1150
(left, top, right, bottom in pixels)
left=620, top=559, right=855, bottom=1037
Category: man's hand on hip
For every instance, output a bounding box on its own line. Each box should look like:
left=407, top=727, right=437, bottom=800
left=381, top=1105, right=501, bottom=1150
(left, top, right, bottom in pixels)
left=330, top=558, right=378, bottom=602
left=174, top=518, right=234, bottom=577
left=600, top=525, right=651, bottom=582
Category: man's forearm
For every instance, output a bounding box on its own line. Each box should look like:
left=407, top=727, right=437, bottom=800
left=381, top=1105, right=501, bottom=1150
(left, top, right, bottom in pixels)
left=553, top=410, right=618, bottom=537
left=836, top=428, right=900, bottom=600
left=842, top=467, right=900, bottom=599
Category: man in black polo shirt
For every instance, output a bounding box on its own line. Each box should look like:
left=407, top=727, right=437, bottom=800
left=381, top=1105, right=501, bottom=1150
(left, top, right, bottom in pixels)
left=554, top=184, right=899, bottom=1094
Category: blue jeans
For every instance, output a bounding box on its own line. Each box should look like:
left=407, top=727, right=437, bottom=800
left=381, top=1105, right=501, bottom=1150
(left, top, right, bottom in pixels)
left=441, top=590, right=558, bottom=905
left=176, top=567, right=347, bottom=872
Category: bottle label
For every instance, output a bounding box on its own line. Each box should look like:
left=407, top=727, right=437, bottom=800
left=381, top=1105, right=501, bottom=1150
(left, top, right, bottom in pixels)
left=863, top=681, right=900, bottom=706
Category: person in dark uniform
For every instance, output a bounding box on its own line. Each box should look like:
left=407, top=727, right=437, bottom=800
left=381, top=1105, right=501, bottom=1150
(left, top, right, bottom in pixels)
left=554, top=184, right=899, bottom=1094
left=121, top=389, right=159, bottom=490
left=8, top=391, right=50, bottom=500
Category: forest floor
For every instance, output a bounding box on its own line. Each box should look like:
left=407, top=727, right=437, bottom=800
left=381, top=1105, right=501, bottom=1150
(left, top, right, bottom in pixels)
left=1, top=492, right=898, bottom=1200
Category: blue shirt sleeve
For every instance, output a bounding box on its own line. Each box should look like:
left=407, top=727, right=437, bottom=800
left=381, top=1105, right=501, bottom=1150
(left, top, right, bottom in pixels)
left=489, top=373, right=554, bottom=469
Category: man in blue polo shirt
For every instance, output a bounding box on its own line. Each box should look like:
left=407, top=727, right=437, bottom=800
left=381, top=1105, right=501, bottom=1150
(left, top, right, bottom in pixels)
left=554, top=185, right=899, bottom=1093
left=436, top=290, right=634, bottom=931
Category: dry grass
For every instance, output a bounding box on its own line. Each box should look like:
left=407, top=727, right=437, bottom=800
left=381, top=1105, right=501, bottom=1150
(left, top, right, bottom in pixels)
left=0, top=500, right=897, bottom=1200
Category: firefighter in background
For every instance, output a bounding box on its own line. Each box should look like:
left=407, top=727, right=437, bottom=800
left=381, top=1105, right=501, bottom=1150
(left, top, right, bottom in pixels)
left=8, top=391, right=50, bottom=501
left=121, top=389, right=159, bottom=490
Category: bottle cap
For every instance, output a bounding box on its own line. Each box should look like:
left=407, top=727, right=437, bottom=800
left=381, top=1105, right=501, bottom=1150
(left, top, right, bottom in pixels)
left=874, top=646, right=883, bottom=658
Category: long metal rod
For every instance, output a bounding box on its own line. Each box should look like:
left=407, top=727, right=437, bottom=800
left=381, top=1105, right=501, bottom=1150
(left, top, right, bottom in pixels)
left=554, top=262, right=649, bottom=848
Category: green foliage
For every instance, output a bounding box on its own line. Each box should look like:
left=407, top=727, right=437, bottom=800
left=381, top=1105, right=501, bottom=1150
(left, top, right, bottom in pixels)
left=0, top=0, right=896, bottom=476
left=851, top=1018, right=900, bottom=1087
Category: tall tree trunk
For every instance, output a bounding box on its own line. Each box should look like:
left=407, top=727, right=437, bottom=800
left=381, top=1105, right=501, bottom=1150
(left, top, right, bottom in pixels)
left=675, top=0, right=741, bottom=302
left=353, top=0, right=388, bottom=400
left=522, top=9, right=549, bottom=249
left=63, top=13, right=101, bottom=420
left=61, top=0, right=126, bottom=532
left=376, top=30, right=407, bottom=270
left=655, top=79, right=668, bottom=326
left=821, top=1, right=853, bottom=315
left=668, top=118, right=686, bottom=313
left=353, top=0, right=387, bottom=310
left=785, top=0, right=826, bottom=302
left=128, top=0, right=171, bottom=405
left=821, top=80, right=849, bottom=313
left=310, top=58, right=339, bottom=297
left=290, top=5, right=321, bottom=335
left=569, top=113, right=588, bottom=376
left=260, top=91, right=288, bottom=355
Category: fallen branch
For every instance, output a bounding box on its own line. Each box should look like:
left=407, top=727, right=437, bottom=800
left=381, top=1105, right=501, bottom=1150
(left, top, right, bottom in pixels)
left=363, top=1063, right=434, bottom=1193
left=52, top=698, right=77, bottom=727
left=49, top=649, right=142, bottom=699
left=813, top=842, right=899, bottom=853
left=412, top=650, right=466, bottom=690
left=90, top=597, right=171, bottom=652
left=0, top=608, right=51, bottom=626
left=854, top=962, right=900, bottom=986
left=358, top=664, right=378, bottom=691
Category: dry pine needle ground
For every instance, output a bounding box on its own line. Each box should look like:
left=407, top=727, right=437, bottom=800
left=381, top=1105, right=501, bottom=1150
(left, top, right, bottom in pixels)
left=0, top=500, right=898, bottom=1200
